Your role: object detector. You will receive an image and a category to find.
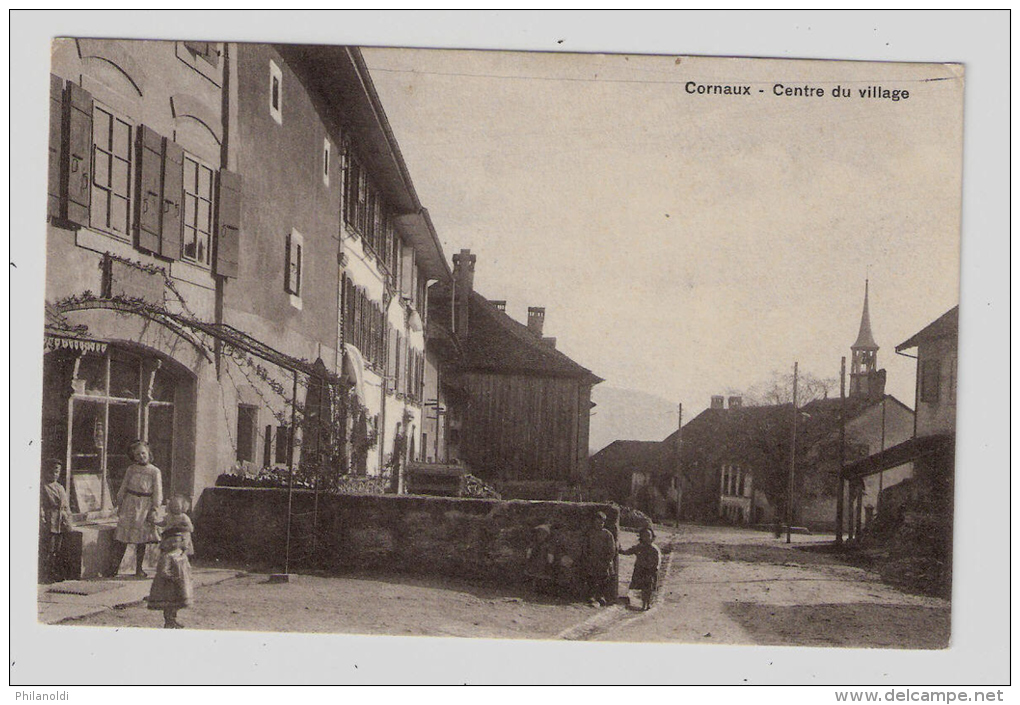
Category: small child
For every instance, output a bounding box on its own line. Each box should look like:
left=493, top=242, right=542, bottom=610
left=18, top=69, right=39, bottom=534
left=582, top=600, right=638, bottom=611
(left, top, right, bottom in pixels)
left=619, top=526, right=661, bottom=611
left=524, top=524, right=557, bottom=594
left=159, top=495, right=195, bottom=557
left=147, top=528, right=194, bottom=629
left=39, top=460, right=73, bottom=583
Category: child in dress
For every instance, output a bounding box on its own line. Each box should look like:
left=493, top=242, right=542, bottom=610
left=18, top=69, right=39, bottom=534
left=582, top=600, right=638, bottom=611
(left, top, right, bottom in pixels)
left=159, top=495, right=194, bottom=557
left=109, top=440, right=163, bottom=578
left=147, top=529, right=194, bottom=629
left=39, top=460, right=73, bottom=583
left=619, top=526, right=661, bottom=611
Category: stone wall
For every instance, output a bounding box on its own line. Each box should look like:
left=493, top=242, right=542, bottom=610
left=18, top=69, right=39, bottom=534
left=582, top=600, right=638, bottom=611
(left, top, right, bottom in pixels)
left=195, top=488, right=618, bottom=599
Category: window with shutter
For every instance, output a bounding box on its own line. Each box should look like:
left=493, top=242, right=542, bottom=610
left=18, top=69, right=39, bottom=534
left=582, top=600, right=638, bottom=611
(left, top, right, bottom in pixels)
left=284, top=230, right=303, bottom=299
left=160, top=140, right=184, bottom=261
left=90, top=101, right=131, bottom=238
left=182, top=154, right=214, bottom=265
left=136, top=125, right=163, bottom=253
left=215, top=169, right=241, bottom=277
left=48, top=75, right=64, bottom=220
left=65, top=83, right=95, bottom=229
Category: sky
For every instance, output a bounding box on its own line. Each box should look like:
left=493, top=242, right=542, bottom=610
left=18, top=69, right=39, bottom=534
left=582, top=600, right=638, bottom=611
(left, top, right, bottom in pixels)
left=361, top=49, right=964, bottom=421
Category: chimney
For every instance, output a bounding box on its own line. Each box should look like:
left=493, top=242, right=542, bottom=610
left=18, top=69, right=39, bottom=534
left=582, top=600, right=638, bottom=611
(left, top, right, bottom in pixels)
left=527, top=307, right=545, bottom=337
left=542, top=337, right=557, bottom=348
left=711, top=395, right=725, bottom=410
left=452, top=249, right=476, bottom=337
left=728, top=396, right=743, bottom=410
left=491, top=300, right=506, bottom=312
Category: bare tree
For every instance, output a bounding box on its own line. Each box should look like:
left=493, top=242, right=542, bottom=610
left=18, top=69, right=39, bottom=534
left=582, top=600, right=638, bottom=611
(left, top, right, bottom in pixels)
left=745, top=369, right=836, bottom=407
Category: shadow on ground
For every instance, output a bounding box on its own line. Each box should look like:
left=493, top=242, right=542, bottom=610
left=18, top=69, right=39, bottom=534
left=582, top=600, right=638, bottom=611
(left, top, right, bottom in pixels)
left=723, top=601, right=950, bottom=649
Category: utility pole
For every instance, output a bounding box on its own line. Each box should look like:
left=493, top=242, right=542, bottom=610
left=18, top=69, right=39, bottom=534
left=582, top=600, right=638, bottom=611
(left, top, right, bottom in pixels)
left=836, top=356, right=846, bottom=545
left=675, top=402, right=683, bottom=527
left=787, top=362, right=798, bottom=544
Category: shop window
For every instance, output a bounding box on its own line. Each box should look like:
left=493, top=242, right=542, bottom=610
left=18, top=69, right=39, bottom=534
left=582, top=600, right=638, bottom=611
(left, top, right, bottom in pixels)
left=182, top=155, right=215, bottom=266
left=236, top=405, right=258, bottom=463
left=90, top=103, right=133, bottom=239
left=269, top=60, right=282, bottom=124
left=47, top=347, right=179, bottom=515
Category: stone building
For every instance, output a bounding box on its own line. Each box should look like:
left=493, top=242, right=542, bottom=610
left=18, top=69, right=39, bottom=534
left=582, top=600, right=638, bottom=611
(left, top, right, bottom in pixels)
left=43, top=39, right=449, bottom=576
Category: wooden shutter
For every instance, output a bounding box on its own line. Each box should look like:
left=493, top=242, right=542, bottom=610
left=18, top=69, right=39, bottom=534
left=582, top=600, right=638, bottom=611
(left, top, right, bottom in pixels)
left=215, top=169, right=241, bottom=278
left=136, top=125, right=163, bottom=252
left=48, top=75, right=64, bottom=220
left=284, top=232, right=293, bottom=293
left=160, top=139, right=184, bottom=260
left=65, top=82, right=93, bottom=228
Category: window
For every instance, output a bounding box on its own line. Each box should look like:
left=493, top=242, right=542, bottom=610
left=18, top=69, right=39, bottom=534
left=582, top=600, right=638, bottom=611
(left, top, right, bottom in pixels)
left=91, top=103, right=133, bottom=238
left=269, top=60, right=282, bottom=124
left=949, top=355, right=957, bottom=403
left=920, top=358, right=941, bottom=404
left=236, top=405, right=258, bottom=463
left=275, top=425, right=291, bottom=465
left=46, top=347, right=178, bottom=513
left=323, top=138, right=331, bottom=187
left=182, top=155, right=214, bottom=265
left=285, top=229, right=303, bottom=302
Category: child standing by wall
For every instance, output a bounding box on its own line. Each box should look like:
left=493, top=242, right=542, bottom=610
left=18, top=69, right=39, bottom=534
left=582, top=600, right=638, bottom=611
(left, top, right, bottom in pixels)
left=583, top=511, right=618, bottom=607
left=620, top=526, right=662, bottom=611
left=147, top=529, right=194, bottom=629
left=39, top=460, right=73, bottom=583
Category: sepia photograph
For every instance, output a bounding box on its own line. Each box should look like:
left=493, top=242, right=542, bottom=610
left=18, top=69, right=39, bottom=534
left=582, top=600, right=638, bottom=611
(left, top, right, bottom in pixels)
left=10, top=10, right=1010, bottom=689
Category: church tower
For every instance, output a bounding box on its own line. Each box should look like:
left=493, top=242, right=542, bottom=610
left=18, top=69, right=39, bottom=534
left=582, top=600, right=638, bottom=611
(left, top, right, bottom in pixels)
left=849, top=279, right=886, bottom=400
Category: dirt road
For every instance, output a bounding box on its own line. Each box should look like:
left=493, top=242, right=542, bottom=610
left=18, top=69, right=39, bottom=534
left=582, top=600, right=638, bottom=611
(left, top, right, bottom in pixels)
left=58, top=524, right=949, bottom=648
left=595, top=525, right=950, bottom=648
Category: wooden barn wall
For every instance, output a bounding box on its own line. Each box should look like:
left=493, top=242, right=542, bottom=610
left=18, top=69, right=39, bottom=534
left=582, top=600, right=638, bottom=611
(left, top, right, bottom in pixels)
left=459, top=373, right=582, bottom=482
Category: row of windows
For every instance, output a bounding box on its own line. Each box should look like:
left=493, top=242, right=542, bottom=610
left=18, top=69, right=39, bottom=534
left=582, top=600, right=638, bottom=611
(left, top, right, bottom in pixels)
left=343, top=279, right=386, bottom=370
left=48, top=76, right=240, bottom=277
left=721, top=466, right=750, bottom=498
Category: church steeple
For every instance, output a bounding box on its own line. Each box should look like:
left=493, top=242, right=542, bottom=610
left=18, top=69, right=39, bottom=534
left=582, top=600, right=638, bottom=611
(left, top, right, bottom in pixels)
left=849, top=279, right=884, bottom=400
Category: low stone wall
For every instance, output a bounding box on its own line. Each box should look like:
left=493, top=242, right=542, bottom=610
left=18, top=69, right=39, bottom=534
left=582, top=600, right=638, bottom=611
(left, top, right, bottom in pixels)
left=194, top=488, right=618, bottom=599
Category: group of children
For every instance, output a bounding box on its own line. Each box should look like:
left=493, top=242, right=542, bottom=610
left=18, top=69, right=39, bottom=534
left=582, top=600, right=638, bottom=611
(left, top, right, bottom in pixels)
left=40, top=440, right=195, bottom=629
left=527, top=510, right=662, bottom=611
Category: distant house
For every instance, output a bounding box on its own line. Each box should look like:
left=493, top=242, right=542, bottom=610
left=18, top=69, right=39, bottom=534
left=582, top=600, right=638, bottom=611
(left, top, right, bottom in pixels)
left=667, top=396, right=790, bottom=525
left=425, top=250, right=602, bottom=491
left=588, top=440, right=678, bottom=520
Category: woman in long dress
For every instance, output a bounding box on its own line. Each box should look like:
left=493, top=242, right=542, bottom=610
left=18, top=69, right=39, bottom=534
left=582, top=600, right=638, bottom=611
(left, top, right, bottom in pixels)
left=108, top=440, right=163, bottom=578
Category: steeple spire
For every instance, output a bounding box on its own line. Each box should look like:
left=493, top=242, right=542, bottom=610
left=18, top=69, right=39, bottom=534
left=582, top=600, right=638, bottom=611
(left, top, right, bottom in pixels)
left=849, top=279, right=884, bottom=400
left=852, top=279, right=879, bottom=351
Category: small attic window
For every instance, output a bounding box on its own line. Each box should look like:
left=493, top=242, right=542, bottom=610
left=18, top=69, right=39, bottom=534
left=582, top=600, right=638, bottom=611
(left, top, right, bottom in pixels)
left=269, top=60, right=282, bottom=124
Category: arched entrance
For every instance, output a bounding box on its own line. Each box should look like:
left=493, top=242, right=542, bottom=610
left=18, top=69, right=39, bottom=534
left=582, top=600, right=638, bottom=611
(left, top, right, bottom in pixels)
left=42, top=343, right=195, bottom=516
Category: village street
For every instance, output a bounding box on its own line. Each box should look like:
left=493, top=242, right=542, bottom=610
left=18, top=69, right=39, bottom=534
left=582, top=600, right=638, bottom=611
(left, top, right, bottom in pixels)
left=43, top=524, right=949, bottom=648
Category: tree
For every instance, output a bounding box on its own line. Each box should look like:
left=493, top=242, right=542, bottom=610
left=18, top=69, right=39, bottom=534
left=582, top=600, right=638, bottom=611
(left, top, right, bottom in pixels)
left=745, top=369, right=835, bottom=407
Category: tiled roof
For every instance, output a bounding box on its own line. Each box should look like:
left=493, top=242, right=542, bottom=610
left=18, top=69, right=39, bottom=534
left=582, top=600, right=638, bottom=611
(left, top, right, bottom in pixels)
left=896, top=306, right=959, bottom=351
left=429, top=285, right=601, bottom=382
left=590, top=440, right=669, bottom=477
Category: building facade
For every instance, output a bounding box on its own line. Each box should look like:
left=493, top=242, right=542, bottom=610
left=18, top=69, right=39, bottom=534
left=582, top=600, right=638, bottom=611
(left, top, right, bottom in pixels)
left=43, top=40, right=449, bottom=575
left=426, top=251, right=601, bottom=492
